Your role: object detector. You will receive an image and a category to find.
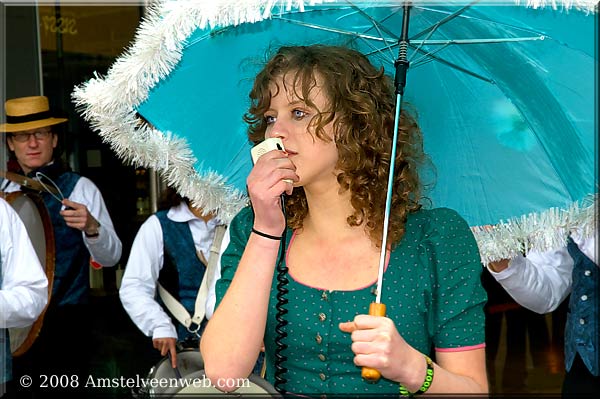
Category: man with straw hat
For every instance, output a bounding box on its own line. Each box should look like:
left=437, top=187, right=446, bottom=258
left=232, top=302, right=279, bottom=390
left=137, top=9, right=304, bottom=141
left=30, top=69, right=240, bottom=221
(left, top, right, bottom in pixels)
left=1, top=95, right=123, bottom=390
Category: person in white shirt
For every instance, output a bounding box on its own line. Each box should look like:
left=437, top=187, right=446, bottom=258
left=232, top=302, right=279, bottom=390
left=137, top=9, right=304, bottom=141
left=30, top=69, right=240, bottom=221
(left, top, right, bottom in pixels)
left=1, top=95, right=123, bottom=387
left=487, top=229, right=598, bottom=396
left=119, top=187, right=224, bottom=370
left=1, top=197, right=48, bottom=393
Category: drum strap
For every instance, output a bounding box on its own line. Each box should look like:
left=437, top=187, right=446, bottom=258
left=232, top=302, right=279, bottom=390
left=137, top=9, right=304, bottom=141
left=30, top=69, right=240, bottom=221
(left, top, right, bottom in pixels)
left=0, top=170, right=59, bottom=196
left=157, top=224, right=227, bottom=335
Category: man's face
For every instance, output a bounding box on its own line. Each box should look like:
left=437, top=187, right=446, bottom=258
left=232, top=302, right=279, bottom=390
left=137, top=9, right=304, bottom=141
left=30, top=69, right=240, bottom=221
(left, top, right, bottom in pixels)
left=7, top=126, right=57, bottom=174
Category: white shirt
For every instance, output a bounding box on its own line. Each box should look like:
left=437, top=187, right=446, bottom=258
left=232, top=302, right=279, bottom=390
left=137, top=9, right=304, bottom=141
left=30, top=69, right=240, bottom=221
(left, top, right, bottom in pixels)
left=119, top=202, right=222, bottom=340
left=488, top=231, right=597, bottom=314
left=2, top=177, right=122, bottom=267
left=0, top=197, right=48, bottom=329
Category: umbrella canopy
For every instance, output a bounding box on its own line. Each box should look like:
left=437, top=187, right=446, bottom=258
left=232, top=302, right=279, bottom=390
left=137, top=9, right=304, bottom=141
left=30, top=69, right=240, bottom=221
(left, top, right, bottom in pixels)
left=73, top=0, right=597, bottom=263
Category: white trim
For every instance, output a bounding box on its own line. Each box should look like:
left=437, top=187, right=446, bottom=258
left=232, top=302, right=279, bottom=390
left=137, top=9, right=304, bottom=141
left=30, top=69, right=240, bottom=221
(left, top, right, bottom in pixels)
left=473, top=194, right=597, bottom=264
left=72, top=0, right=597, bottom=228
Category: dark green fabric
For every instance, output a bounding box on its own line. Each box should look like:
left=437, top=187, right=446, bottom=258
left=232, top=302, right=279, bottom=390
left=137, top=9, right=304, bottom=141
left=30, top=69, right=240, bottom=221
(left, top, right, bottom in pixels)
left=216, top=206, right=487, bottom=395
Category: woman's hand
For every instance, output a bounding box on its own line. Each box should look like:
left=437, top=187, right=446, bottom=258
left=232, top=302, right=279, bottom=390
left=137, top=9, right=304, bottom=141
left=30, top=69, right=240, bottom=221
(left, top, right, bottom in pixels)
left=247, top=149, right=298, bottom=236
left=339, top=315, right=421, bottom=386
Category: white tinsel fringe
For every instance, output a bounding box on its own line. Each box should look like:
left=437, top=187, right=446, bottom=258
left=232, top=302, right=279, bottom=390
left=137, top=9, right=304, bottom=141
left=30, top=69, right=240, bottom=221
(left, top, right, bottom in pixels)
left=472, top=194, right=598, bottom=265
left=72, top=0, right=597, bottom=225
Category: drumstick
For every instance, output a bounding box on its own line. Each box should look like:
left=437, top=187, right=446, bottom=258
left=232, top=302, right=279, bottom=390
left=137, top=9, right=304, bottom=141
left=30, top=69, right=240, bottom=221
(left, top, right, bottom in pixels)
left=168, top=352, right=183, bottom=379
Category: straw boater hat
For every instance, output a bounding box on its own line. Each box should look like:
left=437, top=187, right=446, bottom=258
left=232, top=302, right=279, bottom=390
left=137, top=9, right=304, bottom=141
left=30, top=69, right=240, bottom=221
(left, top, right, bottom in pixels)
left=0, top=96, right=67, bottom=133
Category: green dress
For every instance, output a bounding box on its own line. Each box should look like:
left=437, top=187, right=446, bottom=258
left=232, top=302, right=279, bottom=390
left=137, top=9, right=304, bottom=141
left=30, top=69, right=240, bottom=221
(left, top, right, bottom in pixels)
left=215, top=206, right=487, bottom=396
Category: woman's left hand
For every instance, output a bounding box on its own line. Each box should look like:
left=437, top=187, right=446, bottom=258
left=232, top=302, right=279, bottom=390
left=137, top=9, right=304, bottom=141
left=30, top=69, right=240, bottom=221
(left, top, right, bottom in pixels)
left=339, top=314, right=414, bottom=384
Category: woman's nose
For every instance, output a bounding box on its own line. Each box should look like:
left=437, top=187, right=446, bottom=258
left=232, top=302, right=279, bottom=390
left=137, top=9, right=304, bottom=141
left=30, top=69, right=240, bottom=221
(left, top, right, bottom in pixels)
left=267, top=119, right=289, bottom=141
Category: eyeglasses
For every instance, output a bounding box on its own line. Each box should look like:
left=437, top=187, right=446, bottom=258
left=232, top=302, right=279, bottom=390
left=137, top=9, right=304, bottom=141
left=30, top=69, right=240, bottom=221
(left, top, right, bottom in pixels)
left=9, top=130, right=52, bottom=143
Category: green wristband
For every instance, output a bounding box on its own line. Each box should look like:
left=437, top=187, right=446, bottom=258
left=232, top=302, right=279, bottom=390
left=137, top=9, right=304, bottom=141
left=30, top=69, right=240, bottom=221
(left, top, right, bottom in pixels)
left=399, top=355, right=434, bottom=397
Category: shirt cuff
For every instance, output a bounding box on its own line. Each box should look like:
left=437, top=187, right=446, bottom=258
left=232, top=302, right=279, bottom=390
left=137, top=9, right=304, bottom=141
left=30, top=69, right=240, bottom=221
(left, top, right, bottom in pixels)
left=488, top=254, right=526, bottom=280
left=152, top=324, right=178, bottom=340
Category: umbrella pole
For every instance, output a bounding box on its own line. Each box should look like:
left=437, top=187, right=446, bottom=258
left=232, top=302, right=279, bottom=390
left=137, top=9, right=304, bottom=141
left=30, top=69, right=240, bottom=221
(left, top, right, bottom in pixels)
left=362, top=3, right=411, bottom=383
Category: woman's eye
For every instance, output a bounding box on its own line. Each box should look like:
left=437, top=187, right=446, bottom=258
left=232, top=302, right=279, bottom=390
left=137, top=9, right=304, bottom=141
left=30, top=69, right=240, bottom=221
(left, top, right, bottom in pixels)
left=264, top=115, right=276, bottom=124
left=292, top=109, right=307, bottom=119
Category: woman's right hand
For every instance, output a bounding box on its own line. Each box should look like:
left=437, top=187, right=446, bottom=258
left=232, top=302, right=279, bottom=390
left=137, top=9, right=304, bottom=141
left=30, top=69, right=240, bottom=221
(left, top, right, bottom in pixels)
left=247, top=149, right=298, bottom=236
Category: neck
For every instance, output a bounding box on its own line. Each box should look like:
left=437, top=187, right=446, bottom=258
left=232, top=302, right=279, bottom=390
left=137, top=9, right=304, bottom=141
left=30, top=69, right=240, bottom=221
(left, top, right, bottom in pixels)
left=188, top=203, right=214, bottom=223
left=302, top=183, right=362, bottom=241
left=21, top=160, right=54, bottom=176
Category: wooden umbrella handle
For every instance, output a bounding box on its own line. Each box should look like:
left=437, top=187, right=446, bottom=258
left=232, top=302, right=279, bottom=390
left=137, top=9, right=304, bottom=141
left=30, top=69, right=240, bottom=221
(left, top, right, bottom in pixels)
left=361, top=302, right=387, bottom=382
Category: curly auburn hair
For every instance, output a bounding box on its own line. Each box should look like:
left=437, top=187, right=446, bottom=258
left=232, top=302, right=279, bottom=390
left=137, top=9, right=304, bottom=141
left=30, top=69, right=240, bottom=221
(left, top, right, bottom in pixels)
left=244, top=45, right=430, bottom=248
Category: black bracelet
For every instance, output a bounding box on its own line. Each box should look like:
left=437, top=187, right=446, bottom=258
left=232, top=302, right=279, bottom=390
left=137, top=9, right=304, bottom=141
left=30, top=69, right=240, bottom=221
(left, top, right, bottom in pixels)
left=251, top=228, right=282, bottom=241
left=85, top=222, right=101, bottom=238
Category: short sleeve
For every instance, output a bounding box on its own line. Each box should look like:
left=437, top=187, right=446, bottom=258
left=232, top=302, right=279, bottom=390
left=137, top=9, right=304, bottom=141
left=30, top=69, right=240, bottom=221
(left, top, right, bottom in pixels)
left=214, top=206, right=253, bottom=310
left=423, top=208, right=487, bottom=350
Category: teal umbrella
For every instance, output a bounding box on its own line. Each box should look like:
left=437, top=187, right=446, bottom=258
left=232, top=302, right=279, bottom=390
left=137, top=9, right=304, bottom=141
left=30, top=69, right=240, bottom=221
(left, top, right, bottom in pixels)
left=73, top=0, right=597, bottom=263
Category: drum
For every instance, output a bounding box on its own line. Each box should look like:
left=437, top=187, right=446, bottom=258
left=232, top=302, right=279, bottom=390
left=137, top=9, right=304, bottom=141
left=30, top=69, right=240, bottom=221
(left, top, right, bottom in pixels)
left=142, top=348, right=278, bottom=398
left=140, top=348, right=204, bottom=398
left=3, top=191, right=55, bottom=356
left=164, top=371, right=279, bottom=397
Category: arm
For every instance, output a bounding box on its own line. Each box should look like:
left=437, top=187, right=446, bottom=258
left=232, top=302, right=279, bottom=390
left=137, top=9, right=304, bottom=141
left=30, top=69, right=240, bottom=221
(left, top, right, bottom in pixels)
left=202, top=148, right=297, bottom=388
left=66, top=176, right=122, bottom=266
left=0, top=199, right=48, bottom=328
left=487, top=247, right=573, bottom=314
left=118, top=215, right=177, bottom=340
left=570, top=228, right=597, bottom=265
left=201, top=212, right=280, bottom=385
left=340, top=208, right=488, bottom=394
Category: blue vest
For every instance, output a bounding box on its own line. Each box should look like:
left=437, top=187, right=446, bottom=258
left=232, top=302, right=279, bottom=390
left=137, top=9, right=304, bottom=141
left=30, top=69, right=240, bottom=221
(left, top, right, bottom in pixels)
left=40, top=171, right=90, bottom=306
left=565, top=238, right=599, bottom=376
left=1, top=256, right=12, bottom=384
left=156, top=210, right=206, bottom=342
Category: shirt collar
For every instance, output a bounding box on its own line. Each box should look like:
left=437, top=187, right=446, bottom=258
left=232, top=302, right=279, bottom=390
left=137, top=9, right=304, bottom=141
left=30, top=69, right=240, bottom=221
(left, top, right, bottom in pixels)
left=167, top=201, right=221, bottom=227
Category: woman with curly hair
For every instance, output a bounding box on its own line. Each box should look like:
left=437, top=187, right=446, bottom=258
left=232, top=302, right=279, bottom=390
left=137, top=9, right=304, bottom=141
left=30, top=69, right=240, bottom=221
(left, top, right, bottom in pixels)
left=201, top=45, right=488, bottom=396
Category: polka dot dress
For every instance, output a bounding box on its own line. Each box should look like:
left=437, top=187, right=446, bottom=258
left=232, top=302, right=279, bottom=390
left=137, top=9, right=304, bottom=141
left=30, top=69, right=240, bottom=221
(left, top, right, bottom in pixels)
left=216, top=206, right=487, bottom=396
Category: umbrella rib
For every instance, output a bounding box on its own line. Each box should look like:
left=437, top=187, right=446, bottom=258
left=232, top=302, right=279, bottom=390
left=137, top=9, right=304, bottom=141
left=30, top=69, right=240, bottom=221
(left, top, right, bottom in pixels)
left=410, top=0, right=480, bottom=40
left=361, top=41, right=493, bottom=84
left=417, top=5, right=559, bottom=39
left=411, top=46, right=493, bottom=83
left=410, top=35, right=545, bottom=67
left=344, top=0, right=402, bottom=59
left=275, top=17, right=396, bottom=43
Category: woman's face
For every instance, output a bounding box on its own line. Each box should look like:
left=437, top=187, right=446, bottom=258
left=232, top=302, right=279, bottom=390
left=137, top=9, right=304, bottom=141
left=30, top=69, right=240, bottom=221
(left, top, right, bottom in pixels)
left=263, top=76, right=339, bottom=191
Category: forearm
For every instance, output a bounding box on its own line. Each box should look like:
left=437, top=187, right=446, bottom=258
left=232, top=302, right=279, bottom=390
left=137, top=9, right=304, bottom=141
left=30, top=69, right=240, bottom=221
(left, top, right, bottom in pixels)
left=0, top=284, right=47, bottom=328
left=412, top=349, right=488, bottom=394
left=489, top=250, right=573, bottom=313
left=72, top=177, right=122, bottom=266
left=85, top=224, right=122, bottom=266
left=119, top=280, right=176, bottom=338
left=202, top=235, right=279, bottom=383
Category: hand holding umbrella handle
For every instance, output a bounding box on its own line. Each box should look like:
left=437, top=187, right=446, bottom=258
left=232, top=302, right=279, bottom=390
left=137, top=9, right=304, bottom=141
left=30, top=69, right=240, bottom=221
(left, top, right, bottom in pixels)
left=361, top=302, right=387, bottom=382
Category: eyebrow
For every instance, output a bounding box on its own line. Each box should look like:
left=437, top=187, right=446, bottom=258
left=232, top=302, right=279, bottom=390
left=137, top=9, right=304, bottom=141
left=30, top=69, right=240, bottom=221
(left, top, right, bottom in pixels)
left=267, top=100, right=306, bottom=112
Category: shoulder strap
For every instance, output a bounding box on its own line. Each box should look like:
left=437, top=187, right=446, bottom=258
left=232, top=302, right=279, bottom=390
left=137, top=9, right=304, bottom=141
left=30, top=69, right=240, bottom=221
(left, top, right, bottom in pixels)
left=158, top=224, right=227, bottom=333
left=0, top=170, right=59, bottom=195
